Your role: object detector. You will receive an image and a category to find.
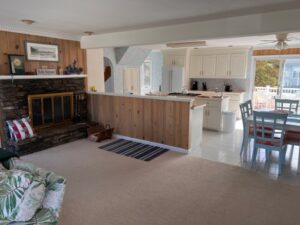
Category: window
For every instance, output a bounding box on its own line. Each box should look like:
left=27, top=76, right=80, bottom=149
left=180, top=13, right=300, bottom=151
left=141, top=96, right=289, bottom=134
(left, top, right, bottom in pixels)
left=253, top=57, right=300, bottom=110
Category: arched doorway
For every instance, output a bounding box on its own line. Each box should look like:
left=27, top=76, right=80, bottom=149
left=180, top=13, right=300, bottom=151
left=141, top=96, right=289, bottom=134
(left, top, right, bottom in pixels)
left=104, top=57, right=114, bottom=92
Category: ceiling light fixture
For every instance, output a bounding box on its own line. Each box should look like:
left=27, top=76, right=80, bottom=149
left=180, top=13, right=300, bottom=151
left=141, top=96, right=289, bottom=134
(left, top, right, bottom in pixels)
left=21, top=19, right=35, bottom=25
left=275, top=41, right=288, bottom=50
left=84, top=31, right=93, bottom=36
left=166, top=41, right=207, bottom=48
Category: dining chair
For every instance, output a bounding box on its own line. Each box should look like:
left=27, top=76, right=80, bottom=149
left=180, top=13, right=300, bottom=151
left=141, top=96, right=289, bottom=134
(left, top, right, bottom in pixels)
left=285, top=114, right=300, bottom=152
left=275, top=99, right=299, bottom=114
left=240, top=100, right=253, bottom=156
left=252, top=111, right=288, bottom=175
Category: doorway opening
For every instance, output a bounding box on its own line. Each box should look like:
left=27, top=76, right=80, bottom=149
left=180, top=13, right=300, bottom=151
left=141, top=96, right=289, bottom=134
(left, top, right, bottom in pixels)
left=104, top=57, right=114, bottom=93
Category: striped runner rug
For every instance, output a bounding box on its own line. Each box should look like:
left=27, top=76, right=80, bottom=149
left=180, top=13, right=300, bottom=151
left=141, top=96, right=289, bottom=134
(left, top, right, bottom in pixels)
left=99, top=139, right=169, bottom=161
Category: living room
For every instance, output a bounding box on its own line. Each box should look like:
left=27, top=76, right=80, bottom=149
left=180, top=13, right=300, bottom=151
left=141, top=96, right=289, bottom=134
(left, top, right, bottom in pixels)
left=1, top=1, right=300, bottom=225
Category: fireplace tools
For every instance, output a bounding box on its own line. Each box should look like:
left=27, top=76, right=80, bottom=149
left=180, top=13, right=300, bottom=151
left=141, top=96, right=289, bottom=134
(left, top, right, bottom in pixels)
left=73, top=92, right=86, bottom=123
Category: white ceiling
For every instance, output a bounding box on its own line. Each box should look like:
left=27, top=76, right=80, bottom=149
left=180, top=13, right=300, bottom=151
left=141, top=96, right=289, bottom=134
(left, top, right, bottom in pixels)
left=139, top=33, right=300, bottom=50
left=1, top=0, right=300, bottom=39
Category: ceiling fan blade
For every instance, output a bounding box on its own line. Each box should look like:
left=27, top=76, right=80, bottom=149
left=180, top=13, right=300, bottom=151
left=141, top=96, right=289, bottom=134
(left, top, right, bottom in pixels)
left=257, top=41, right=277, bottom=45
left=259, top=40, right=276, bottom=42
left=287, top=37, right=300, bottom=41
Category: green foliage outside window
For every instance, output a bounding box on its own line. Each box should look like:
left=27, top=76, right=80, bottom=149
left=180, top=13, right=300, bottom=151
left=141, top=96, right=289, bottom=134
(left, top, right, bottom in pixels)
left=255, top=60, right=280, bottom=87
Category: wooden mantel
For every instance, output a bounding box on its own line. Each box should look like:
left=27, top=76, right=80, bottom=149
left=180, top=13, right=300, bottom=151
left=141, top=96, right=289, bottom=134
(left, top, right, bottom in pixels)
left=0, top=75, right=87, bottom=80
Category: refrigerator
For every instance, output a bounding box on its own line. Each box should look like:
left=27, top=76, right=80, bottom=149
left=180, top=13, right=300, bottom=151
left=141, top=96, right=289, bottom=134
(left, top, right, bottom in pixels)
left=161, top=66, right=185, bottom=93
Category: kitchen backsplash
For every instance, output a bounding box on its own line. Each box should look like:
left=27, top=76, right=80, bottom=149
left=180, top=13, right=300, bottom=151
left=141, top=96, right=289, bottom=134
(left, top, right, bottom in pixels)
left=190, top=78, right=247, bottom=92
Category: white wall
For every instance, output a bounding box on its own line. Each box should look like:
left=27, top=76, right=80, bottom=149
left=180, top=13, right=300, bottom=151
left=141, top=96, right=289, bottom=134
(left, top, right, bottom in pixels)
left=87, top=48, right=105, bottom=92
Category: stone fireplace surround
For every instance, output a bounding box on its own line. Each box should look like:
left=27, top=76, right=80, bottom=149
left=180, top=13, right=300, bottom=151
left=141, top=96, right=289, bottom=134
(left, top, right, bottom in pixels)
left=0, top=77, right=88, bottom=155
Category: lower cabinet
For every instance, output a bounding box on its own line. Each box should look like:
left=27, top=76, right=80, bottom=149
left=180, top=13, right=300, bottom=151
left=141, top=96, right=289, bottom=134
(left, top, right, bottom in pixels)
left=195, top=97, right=229, bottom=131
left=203, top=109, right=222, bottom=131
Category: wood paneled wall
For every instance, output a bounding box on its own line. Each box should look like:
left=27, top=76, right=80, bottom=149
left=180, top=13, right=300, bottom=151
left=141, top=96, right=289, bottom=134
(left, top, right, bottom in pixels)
left=0, top=31, right=87, bottom=75
left=88, top=94, right=191, bottom=149
left=253, top=48, right=300, bottom=56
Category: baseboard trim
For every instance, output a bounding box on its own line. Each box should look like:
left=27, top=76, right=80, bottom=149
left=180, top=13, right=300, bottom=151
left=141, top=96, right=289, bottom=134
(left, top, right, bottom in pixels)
left=113, top=134, right=188, bottom=154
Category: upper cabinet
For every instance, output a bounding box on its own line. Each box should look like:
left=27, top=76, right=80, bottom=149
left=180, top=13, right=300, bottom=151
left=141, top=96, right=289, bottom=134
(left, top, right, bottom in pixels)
left=189, top=55, right=203, bottom=78
left=215, top=54, right=230, bottom=77
left=190, top=55, right=216, bottom=78
left=162, top=49, right=186, bottom=67
left=229, top=53, right=247, bottom=78
left=189, top=48, right=249, bottom=79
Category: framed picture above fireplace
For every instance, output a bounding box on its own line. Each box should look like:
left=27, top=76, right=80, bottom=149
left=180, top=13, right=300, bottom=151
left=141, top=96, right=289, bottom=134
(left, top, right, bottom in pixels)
left=25, top=41, right=59, bottom=62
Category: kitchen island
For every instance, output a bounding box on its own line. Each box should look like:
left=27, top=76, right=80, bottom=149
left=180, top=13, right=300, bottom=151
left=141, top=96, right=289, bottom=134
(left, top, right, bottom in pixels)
left=87, top=92, right=205, bottom=151
left=149, top=92, right=230, bottom=131
left=193, top=96, right=229, bottom=131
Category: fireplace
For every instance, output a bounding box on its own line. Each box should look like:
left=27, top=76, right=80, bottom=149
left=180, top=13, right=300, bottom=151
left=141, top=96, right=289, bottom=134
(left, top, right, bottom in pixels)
left=28, top=92, right=74, bottom=128
left=0, top=78, right=88, bottom=154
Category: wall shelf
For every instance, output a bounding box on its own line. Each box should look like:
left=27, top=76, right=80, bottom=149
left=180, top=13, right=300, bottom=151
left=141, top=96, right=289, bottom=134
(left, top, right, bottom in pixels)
left=0, top=75, right=87, bottom=80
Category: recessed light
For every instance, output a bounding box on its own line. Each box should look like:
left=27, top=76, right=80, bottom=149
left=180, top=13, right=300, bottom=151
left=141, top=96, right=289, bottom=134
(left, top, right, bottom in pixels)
left=21, top=19, right=35, bottom=25
left=84, top=31, right=93, bottom=36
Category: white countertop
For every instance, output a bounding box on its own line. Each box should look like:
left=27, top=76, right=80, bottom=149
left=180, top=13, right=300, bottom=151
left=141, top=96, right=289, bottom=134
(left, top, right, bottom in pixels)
left=87, top=91, right=193, bottom=102
left=189, top=90, right=245, bottom=95
left=87, top=91, right=230, bottom=103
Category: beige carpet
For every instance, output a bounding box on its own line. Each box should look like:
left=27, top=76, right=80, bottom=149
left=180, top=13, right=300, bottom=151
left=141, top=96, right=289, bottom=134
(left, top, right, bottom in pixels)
left=24, top=139, right=300, bottom=225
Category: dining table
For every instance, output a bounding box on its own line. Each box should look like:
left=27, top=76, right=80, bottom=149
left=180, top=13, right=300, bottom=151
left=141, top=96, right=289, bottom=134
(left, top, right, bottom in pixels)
left=241, top=112, right=300, bottom=153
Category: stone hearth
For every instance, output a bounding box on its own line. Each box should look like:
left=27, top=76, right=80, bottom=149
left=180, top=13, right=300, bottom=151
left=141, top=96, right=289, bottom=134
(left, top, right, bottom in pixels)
left=0, top=77, right=88, bottom=154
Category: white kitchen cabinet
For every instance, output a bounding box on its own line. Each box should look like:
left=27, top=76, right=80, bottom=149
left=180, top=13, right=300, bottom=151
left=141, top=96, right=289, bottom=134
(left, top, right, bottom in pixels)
left=189, top=55, right=216, bottom=78
left=190, top=91, right=245, bottom=120
left=164, top=55, right=185, bottom=67
left=215, top=54, right=230, bottom=78
left=189, top=55, right=202, bottom=78
left=202, top=55, right=216, bottom=77
left=188, top=48, right=249, bottom=79
left=204, top=109, right=222, bottom=130
left=229, top=53, right=247, bottom=78
left=194, top=97, right=229, bottom=131
left=215, top=53, right=247, bottom=79
left=164, top=56, right=174, bottom=67
left=174, top=55, right=185, bottom=67
left=163, top=50, right=186, bottom=67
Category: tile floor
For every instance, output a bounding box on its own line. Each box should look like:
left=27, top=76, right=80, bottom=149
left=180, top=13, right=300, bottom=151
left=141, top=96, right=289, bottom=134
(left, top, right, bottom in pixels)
left=189, top=120, right=300, bottom=186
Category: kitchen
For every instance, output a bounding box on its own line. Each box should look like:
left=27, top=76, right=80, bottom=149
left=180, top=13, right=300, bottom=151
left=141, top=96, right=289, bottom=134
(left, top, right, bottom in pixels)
left=103, top=46, right=248, bottom=131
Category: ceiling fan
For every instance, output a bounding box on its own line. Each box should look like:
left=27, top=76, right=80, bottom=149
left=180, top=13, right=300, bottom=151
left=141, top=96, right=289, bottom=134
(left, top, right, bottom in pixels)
left=257, top=33, right=300, bottom=50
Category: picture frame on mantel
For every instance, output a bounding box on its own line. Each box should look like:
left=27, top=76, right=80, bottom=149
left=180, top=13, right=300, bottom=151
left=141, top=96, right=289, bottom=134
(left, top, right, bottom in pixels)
left=25, top=41, right=59, bottom=62
left=8, top=54, right=25, bottom=75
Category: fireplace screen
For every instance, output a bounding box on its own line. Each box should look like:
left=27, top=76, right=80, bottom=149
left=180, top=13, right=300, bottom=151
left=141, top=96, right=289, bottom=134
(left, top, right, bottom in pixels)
left=28, top=92, right=74, bottom=128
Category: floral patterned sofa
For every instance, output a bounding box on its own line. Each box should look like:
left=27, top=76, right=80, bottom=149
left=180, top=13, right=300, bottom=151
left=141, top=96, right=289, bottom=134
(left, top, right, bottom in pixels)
left=0, top=158, right=66, bottom=225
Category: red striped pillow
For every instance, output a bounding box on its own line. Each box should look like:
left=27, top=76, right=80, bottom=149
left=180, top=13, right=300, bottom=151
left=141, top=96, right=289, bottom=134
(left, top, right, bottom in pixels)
left=6, top=118, right=35, bottom=142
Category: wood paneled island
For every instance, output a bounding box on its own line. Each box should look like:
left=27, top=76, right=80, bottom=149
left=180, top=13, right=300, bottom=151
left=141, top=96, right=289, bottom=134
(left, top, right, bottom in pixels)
left=87, top=92, right=205, bottom=151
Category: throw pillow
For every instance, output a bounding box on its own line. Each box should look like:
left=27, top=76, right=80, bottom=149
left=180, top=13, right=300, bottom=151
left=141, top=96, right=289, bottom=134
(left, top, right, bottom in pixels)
left=12, top=175, right=46, bottom=222
left=8, top=208, right=58, bottom=225
left=0, top=170, right=32, bottom=221
left=6, top=117, right=35, bottom=142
